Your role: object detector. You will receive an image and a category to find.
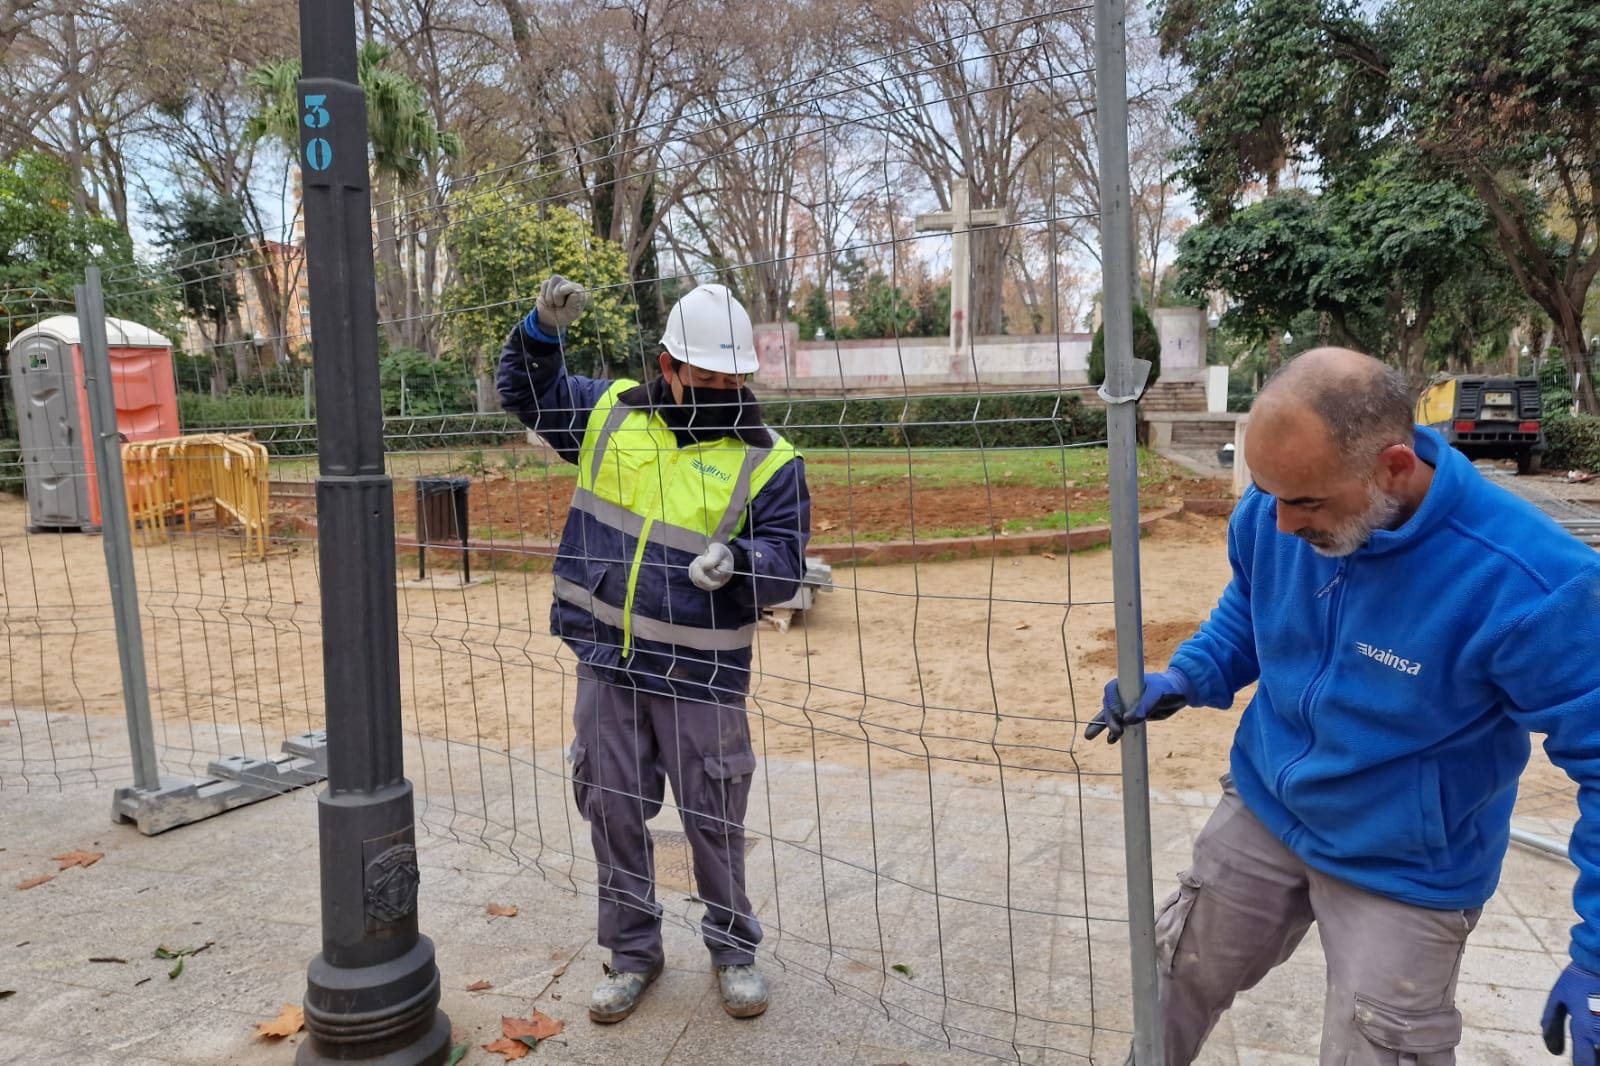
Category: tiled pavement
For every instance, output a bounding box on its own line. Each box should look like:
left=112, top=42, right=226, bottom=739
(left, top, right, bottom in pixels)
left=0, top=714, right=1577, bottom=1065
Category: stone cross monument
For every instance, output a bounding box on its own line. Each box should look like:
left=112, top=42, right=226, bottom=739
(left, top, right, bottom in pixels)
left=915, top=178, right=1007, bottom=353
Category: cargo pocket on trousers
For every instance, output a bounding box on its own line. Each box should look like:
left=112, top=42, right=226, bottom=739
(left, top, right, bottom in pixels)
left=695, top=750, right=758, bottom=836
left=569, top=740, right=595, bottom=822
left=1352, top=995, right=1462, bottom=1065
left=1154, top=871, right=1202, bottom=976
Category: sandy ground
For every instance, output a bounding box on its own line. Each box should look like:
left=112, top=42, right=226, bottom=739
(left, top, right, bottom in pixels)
left=0, top=495, right=1572, bottom=829
left=1, top=494, right=1235, bottom=791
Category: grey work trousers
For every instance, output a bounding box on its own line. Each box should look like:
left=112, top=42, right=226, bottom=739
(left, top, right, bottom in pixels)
left=570, top=665, right=762, bottom=972
left=1154, top=778, right=1480, bottom=1065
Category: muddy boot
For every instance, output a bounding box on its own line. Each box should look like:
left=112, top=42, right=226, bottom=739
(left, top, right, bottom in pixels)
left=716, top=963, right=768, bottom=1018
left=589, top=959, right=663, bottom=1024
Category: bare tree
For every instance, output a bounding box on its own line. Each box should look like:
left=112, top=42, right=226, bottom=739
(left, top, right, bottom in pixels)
left=1, top=0, right=149, bottom=229
left=126, top=0, right=300, bottom=371
left=835, top=0, right=1089, bottom=335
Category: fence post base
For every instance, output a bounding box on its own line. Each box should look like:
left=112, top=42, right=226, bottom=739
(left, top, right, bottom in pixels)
left=110, top=731, right=329, bottom=835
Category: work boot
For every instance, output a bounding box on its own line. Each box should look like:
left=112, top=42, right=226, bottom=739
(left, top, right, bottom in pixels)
left=588, top=959, right=663, bottom=1024
left=716, top=963, right=769, bottom=1018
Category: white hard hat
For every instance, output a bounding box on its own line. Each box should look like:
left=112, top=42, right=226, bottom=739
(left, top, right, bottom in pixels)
left=660, top=283, right=759, bottom=375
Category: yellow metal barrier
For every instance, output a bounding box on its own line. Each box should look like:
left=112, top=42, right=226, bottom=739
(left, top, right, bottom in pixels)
left=122, top=434, right=272, bottom=560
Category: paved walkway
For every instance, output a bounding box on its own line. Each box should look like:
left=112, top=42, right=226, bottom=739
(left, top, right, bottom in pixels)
left=0, top=712, right=1577, bottom=1066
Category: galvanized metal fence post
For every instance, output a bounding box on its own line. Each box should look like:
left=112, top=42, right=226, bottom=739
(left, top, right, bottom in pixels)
left=1095, top=0, right=1165, bottom=1061
left=77, top=268, right=160, bottom=794
left=294, top=0, right=450, bottom=1061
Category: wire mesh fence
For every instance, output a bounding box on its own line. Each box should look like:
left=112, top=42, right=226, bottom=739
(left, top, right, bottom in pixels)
left=0, top=0, right=1584, bottom=1060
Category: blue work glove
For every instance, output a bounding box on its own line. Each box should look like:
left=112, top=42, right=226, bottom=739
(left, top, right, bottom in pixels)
left=1084, top=668, right=1192, bottom=744
left=1542, top=962, right=1600, bottom=1063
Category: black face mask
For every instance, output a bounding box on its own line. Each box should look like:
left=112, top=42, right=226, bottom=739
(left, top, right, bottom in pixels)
left=648, top=374, right=766, bottom=445
left=679, top=383, right=749, bottom=433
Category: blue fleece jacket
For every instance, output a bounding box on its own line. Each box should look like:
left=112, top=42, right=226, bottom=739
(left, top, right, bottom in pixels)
left=1170, top=426, right=1600, bottom=970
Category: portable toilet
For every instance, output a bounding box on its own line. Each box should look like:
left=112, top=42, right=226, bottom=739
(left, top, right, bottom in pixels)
left=8, top=315, right=179, bottom=532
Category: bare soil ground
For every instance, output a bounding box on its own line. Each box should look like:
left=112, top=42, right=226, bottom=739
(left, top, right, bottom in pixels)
left=2, top=497, right=1234, bottom=793
left=276, top=451, right=1229, bottom=545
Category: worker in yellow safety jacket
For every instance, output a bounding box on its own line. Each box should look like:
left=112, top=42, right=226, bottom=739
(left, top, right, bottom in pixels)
left=498, top=276, right=811, bottom=1025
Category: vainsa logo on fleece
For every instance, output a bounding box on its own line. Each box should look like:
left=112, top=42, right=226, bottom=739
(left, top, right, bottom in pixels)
left=1355, top=642, right=1422, bottom=676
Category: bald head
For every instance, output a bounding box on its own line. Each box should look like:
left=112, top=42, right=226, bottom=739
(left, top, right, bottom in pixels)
left=1253, top=348, right=1415, bottom=471
left=1245, top=348, right=1430, bottom=556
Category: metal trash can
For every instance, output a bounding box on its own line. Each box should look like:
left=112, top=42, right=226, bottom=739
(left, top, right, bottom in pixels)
left=414, top=476, right=471, bottom=582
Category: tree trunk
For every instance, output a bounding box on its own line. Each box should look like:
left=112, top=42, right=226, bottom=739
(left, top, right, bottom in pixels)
left=971, top=225, right=1009, bottom=336
left=403, top=200, right=422, bottom=351
left=420, top=199, right=440, bottom=356
left=495, top=0, right=540, bottom=101
left=1560, top=334, right=1600, bottom=414
left=373, top=171, right=408, bottom=352
left=61, top=13, right=92, bottom=216
left=246, top=245, right=290, bottom=367
left=229, top=309, right=251, bottom=386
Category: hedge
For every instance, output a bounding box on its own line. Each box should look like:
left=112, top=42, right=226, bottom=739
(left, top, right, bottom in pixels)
left=767, top=392, right=1106, bottom=450
left=176, top=412, right=526, bottom=458
left=1543, top=413, right=1600, bottom=473
left=172, top=390, right=1106, bottom=460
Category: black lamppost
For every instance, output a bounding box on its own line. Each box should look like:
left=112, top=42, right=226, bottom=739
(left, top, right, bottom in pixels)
left=294, top=2, right=450, bottom=1061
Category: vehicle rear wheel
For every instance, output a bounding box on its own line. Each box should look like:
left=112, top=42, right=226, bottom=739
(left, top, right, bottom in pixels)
left=1517, top=450, right=1543, bottom=476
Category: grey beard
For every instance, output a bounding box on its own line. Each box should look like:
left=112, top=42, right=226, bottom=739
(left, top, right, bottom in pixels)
left=1296, top=489, right=1403, bottom=558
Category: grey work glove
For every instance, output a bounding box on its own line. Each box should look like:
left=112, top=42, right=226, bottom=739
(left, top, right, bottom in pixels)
left=534, top=274, right=588, bottom=334
left=688, top=542, right=736, bottom=592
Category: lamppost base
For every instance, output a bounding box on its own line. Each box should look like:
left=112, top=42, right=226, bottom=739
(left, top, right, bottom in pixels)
left=297, top=936, right=452, bottom=1065
left=295, top=1010, right=451, bottom=1066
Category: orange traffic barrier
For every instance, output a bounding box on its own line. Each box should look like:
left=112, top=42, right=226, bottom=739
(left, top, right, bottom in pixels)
left=122, top=434, right=272, bottom=560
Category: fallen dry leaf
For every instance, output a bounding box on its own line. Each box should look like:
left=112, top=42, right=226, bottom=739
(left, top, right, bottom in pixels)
left=17, top=873, right=53, bottom=890
left=466, top=980, right=493, bottom=992
left=502, top=1010, right=563, bottom=1042
left=0, top=720, right=12, bottom=727
left=1041, top=551, right=1057, bottom=560
left=52, top=850, right=103, bottom=870
left=482, top=1037, right=530, bottom=1060
left=1013, top=621, right=1031, bottom=630
left=485, top=902, right=518, bottom=918
left=256, top=1004, right=305, bottom=1039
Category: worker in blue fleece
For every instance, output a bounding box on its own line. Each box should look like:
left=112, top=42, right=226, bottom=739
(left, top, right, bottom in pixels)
left=499, top=276, right=810, bottom=1024
left=1087, top=348, right=1600, bottom=1065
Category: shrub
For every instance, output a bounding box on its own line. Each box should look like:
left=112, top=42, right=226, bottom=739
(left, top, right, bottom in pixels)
left=1543, top=413, right=1600, bottom=472
left=1088, top=303, right=1162, bottom=390
left=380, top=349, right=475, bottom=416
left=0, top=438, right=22, bottom=495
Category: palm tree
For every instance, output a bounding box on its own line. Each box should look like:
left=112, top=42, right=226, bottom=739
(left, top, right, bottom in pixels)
left=247, top=43, right=461, bottom=352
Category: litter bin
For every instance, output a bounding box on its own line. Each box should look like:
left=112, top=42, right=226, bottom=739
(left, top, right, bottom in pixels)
left=415, top=476, right=471, bottom=582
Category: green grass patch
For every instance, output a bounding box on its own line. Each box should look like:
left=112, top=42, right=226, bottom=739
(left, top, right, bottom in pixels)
left=271, top=446, right=552, bottom=483
left=1000, top=506, right=1112, bottom=533
left=798, top=445, right=1175, bottom=489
